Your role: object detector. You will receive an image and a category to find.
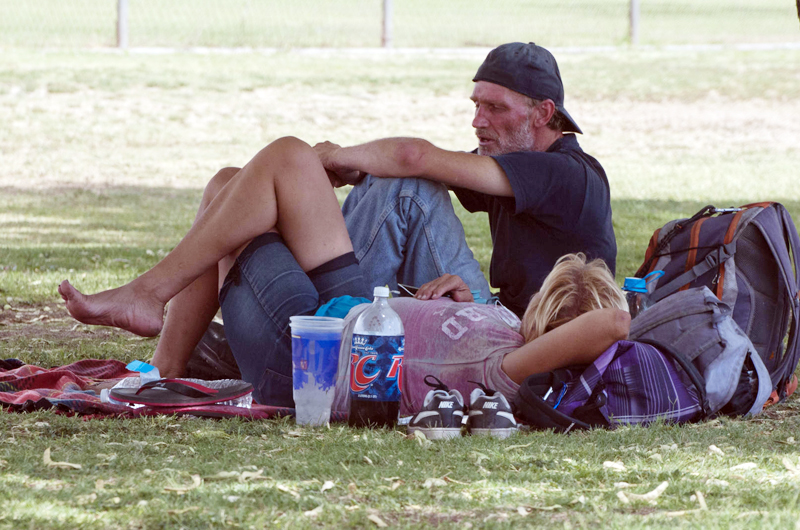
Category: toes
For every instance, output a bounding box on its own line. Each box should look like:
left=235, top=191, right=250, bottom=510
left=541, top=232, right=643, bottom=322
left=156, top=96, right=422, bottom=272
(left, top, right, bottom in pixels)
left=58, top=280, right=73, bottom=300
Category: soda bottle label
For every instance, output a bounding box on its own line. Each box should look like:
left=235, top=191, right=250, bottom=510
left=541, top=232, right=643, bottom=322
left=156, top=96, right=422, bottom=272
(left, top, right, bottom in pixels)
left=349, top=334, right=404, bottom=402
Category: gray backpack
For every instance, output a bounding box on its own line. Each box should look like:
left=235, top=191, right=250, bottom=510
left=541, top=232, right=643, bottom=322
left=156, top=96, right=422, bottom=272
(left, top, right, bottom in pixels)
left=630, top=287, right=772, bottom=417
left=635, top=203, right=800, bottom=402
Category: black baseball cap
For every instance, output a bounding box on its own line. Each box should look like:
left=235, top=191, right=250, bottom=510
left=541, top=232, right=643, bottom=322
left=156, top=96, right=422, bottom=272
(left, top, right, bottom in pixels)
left=473, top=42, right=582, bottom=134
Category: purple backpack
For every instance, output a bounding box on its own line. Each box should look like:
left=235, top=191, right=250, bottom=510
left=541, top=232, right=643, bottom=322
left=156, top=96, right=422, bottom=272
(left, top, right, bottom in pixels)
left=513, top=340, right=705, bottom=432
left=513, top=287, right=774, bottom=432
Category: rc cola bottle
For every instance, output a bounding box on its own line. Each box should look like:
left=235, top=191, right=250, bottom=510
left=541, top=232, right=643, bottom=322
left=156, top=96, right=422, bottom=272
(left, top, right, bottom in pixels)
left=348, top=286, right=404, bottom=428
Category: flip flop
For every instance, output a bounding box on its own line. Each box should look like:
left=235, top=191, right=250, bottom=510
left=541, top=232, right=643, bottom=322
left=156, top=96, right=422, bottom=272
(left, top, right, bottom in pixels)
left=109, top=378, right=253, bottom=407
left=135, top=403, right=296, bottom=419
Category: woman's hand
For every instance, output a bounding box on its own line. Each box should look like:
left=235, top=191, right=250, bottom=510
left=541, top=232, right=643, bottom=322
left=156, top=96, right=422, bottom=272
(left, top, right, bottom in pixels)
left=415, top=274, right=474, bottom=303
left=313, top=141, right=365, bottom=187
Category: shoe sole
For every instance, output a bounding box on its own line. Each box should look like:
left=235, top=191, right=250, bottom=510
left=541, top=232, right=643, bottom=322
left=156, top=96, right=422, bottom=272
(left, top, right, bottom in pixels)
left=407, top=427, right=462, bottom=440
left=468, top=427, right=518, bottom=439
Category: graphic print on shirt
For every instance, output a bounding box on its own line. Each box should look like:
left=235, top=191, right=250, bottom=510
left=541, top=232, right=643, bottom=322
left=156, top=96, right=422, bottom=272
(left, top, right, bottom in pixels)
left=440, top=306, right=488, bottom=340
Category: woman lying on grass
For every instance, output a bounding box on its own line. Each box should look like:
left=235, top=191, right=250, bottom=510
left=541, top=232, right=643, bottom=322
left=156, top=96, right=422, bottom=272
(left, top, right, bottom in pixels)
left=58, top=136, right=630, bottom=410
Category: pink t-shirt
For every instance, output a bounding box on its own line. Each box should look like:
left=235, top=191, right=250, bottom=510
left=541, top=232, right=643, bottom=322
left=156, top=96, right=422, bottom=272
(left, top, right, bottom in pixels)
left=332, top=298, right=523, bottom=416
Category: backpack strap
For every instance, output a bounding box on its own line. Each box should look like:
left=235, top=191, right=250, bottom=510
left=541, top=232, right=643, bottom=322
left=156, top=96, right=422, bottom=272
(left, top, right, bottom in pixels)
left=715, top=207, right=751, bottom=299
left=570, top=383, right=610, bottom=426
left=681, top=217, right=711, bottom=292
left=637, top=227, right=662, bottom=277
left=728, top=202, right=800, bottom=400
left=637, top=205, right=716, bottom=277
left=635, top=337, right=711, bottom=418
left=774, top=205, right=800, bottom=399
left=649, top=241, right=737, bottom=304
left=513, top=370, right=595, bottom=433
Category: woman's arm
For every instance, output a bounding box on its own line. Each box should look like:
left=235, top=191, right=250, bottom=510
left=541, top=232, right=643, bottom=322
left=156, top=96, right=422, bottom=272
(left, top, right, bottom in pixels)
left=501, top=308, right=631, bottom=384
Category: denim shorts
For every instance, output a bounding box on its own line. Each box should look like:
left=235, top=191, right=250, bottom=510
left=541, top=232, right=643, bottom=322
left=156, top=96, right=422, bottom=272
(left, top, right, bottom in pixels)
left=219, top=232, right=370, bottom=406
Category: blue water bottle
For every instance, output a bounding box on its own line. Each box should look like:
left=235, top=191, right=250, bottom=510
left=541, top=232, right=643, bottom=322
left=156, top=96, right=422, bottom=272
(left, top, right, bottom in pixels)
left=622, top=270, right=664, bottom=318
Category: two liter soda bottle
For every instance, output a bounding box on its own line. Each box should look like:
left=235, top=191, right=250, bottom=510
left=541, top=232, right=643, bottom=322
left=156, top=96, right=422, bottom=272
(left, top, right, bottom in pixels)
left=348, top=286, right=405, bottom=427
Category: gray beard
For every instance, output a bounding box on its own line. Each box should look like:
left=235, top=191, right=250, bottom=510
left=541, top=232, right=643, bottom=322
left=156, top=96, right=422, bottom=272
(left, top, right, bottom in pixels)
left=476, top=117, right=536, bottom=156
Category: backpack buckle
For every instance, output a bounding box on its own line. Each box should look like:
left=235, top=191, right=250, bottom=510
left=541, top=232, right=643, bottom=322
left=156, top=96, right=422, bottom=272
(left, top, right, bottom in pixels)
left=706, top=242, right=737, bottom=270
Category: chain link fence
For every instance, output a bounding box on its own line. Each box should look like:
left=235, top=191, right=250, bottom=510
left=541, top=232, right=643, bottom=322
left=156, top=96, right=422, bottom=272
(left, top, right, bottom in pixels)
left=1, top=0, right=798, bottom=49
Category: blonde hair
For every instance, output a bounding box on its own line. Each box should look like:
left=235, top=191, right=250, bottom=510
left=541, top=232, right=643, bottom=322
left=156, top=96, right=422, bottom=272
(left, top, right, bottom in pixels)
left=519, top=253, right=627, bottom=343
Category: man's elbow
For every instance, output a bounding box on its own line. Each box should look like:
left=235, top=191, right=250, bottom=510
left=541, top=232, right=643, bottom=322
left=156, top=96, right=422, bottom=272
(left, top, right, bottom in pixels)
left=394, top=139, right=430, bottom=175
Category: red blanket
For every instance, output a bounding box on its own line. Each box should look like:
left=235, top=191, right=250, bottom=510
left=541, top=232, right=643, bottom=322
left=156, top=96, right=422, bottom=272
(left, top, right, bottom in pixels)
left=0, top=359, right=295, bottom=419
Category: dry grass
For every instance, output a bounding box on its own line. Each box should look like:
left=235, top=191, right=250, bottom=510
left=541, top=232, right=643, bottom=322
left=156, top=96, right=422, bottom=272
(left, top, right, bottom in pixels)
left=2, top=50, right=798, bottom=202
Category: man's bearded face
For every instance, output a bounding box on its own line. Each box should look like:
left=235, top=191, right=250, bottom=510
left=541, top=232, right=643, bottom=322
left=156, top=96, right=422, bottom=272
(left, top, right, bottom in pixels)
left=471, top=81, right=537, bottom=156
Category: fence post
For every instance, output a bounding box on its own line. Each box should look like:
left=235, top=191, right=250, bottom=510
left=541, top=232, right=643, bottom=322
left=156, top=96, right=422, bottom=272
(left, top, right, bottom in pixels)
left=382, top=0, right=393, bottom=48
left=117, top=0, right=129, bottom=49
left=629, top=0, right=640, bottom=45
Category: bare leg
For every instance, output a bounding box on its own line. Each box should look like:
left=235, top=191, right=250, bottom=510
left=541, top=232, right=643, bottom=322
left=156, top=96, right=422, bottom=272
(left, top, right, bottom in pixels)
left=59, top=137, right=354, bottom=337
left=149, top=167, right=239, bottom=378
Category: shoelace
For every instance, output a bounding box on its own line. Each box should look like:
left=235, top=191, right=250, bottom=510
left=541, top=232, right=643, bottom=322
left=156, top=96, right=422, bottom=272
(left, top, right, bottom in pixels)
left=468, top=380, right=498, bottom=397
left=423, top=374, right=451, bottom=393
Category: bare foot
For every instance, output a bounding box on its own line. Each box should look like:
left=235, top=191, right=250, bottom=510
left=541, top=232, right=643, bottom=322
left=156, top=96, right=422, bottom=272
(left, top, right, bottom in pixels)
left=58, top=280, right=164, bottom=337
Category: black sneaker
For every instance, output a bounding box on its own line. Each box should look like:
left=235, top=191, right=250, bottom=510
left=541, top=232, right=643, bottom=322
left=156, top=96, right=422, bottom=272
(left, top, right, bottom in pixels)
left=466, top=381, right=518, bottom=439
left=407, top=375, right=465, bottom=440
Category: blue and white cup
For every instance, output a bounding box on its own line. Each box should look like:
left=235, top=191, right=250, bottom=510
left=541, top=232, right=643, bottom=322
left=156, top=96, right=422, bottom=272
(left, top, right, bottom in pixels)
left=289, top=316, right=345, bottom=426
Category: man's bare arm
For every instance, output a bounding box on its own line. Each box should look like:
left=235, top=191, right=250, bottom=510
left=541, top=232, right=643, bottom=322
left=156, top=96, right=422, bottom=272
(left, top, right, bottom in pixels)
left=314, top=138, right=513, bottom=197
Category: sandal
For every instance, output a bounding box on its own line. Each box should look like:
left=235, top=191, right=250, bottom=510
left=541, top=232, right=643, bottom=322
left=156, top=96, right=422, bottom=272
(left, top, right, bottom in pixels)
left=109, top=378, right=253, bottom=407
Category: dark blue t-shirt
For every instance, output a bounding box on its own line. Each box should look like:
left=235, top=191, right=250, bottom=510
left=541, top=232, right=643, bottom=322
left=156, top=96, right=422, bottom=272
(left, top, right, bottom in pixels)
left=452, top=134, right=616, bottom=317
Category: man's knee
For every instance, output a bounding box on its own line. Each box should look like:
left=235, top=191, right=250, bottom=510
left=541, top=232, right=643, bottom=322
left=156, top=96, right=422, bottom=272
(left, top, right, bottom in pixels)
left=344, top=176, right=451, bottom=228
left=406, top=176, right=449, bottom=199
left=355, top=175, right=446, bottom=201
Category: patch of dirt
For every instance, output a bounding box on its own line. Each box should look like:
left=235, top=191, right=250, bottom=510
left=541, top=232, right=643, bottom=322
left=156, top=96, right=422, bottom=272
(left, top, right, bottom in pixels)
left=0, top=301, right=132, bottom=343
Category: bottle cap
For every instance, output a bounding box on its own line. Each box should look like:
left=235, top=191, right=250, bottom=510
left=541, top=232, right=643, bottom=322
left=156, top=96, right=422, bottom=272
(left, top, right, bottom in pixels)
left=622, top=277, right=647, bottom=293
left=373, top=286, right=390, bottom=298
left=471, top=289, right=487, bottom=304
left=622, top=270, right=665, bottom=293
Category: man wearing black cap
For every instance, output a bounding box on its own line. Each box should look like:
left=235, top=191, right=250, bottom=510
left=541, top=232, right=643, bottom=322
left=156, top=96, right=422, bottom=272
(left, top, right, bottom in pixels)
left=317, top=42, right=616, bottom=317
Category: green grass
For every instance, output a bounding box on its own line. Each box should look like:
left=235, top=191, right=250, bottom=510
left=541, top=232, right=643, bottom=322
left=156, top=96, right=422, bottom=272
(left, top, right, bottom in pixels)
left=0, top=0, right=798, bottom=48
left=3, top=411, right=800, bottom=528
left=0, top=187, right=195, bottom=300
left=1, top=45, right=800, bottom=528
